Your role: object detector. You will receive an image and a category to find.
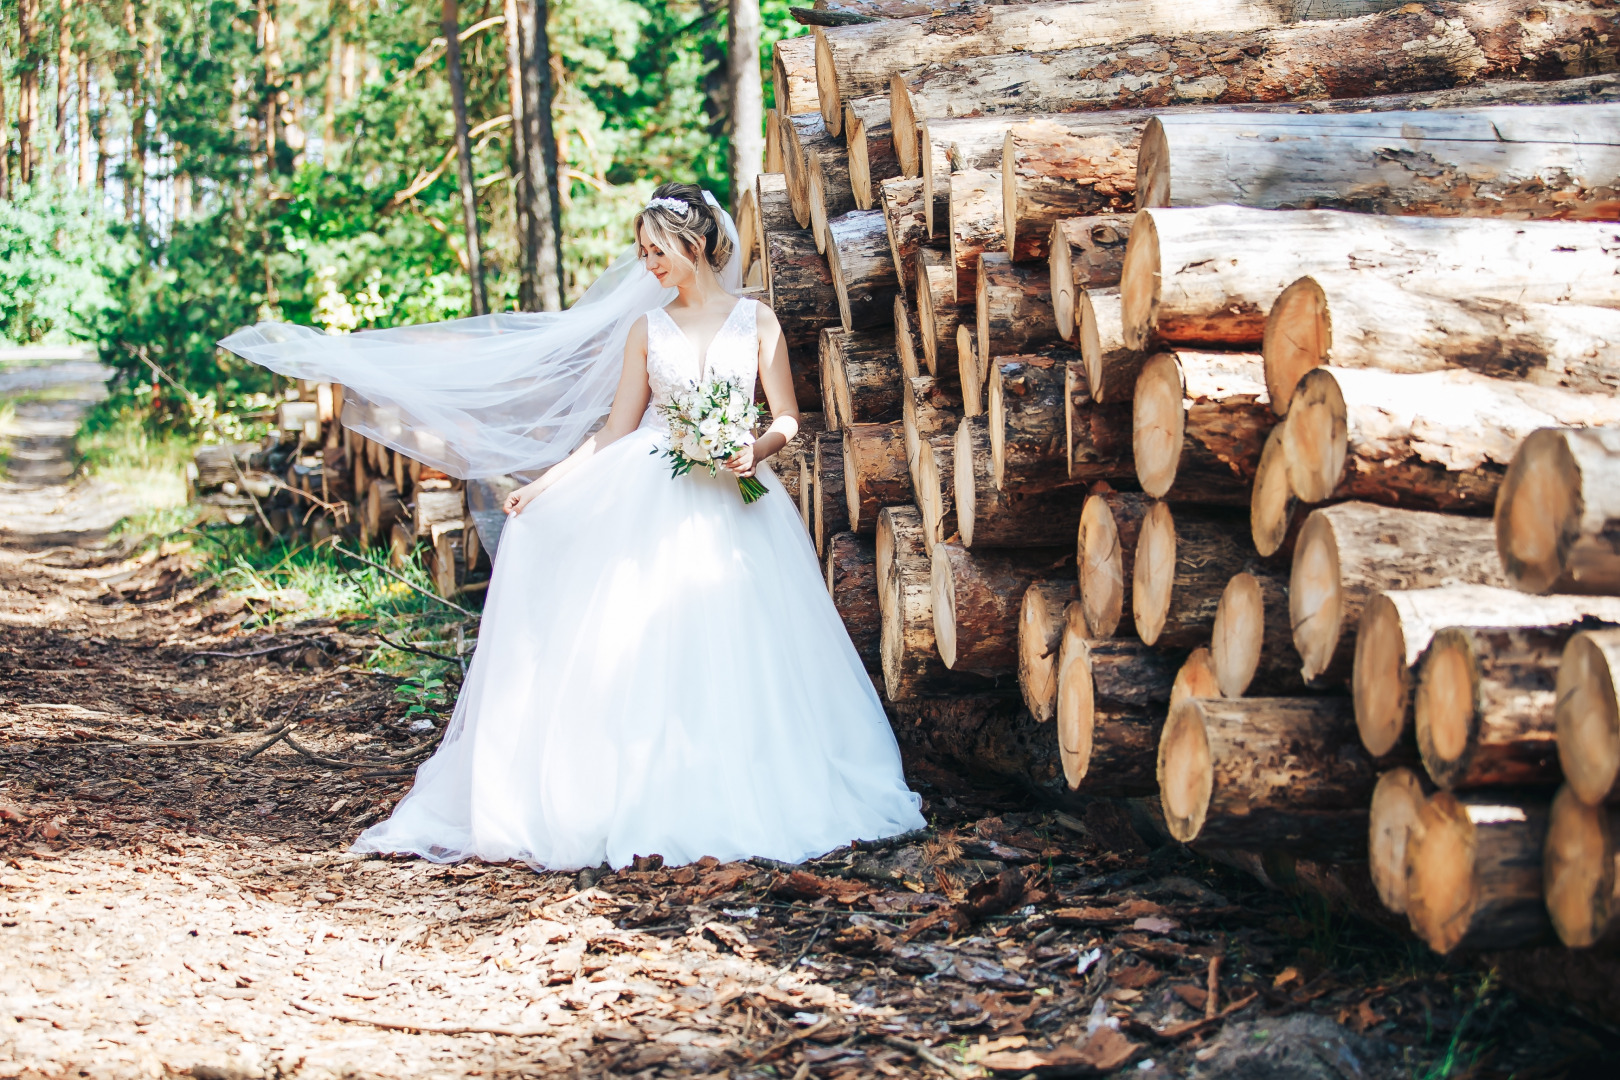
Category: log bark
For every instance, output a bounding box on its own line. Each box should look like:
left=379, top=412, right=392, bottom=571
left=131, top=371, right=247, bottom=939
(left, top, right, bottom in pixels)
left=880, top=508, right=993, bottom=699
left=1157, top=696, right=1374, bottom=856
left=389, top=520, right=415, bottom=568
left=825, top=327, right=903, bottom=427
left=783, top=112, right=838, bottom=229
left=1171, top=646, right=1222, bottom=713
left=758, top=171, right=796, bottom=236
left=843, top=422, right=912, bottom=534
left=1283, top=366, right=1620, bottom=512
left=1406, top=790, right=1553, bottom=954
left=826, top=530, right=883, bottom=678
left=931, top=541, right=1069, bottom=675
left=1018, top=579, right=1077, bottom=724
left=820, top=331, right=843, bottom=432
left=1057, top=616, right=1182, bottom=797
left=915, top=432, right=957, bottom=547
left=1002, top=118, right=1139, bottom=263
left=920, top=116, right=1030, bottom=237
left=954, top=415, right=1090, bottom=548
left=846, top=95, right=900, bottom=210
left=1544, top=784, right=1620, bottom=948
left=1496, top=426, right=1620, bottom=596
left=814, top=431, right=849, bottom=558
left=363, top=479, right=406, bottom=547
left=827, top=209, right=899, bottom=332
left=1558, top=627, right=1620, bottom=808
left=1133, top=502, right=1252, bottom=649
left=771, top=410, right=826, bottom=510
left=1122, top=206, right=1620, bottom=351
left=1212, top=567, right=1303, bottom=698
left=880, top=177, right=928, bottom=292
left=430, top=525, right=470, bottom=599
left=1369, top=766, right=1433, bottom=916
left=808, top=145, right=857, bottom=255
left=413, top=489, right=465, bottom=539
left=1290, top=502, right=1507, bottom=687
left=1354, top=586, right=1620, bottom=761
left=916, top=251, right=961, bottom=377
left=1062, top=361, right=1134, bottom=482
left=1263, top=273, right=1620, bottom=420
left=772, top=33, right=818, bottom=119
left=1416, top=624, right=1603, bottom=790
left=902, top=375, right=961, bottom=477
left=1050, top=216, right=1131, bottom=345
left=1076, top=288, right=1146, bottom=411
left=986, top=352, right=1072, bottom=493
left=767, top=226, right=839, bottom=355
left=1132, top=349, right=1273, bottom=504
left=976, top=254, right=1058, bottom=363
left=1137, top=104, right=1620, bottom=219
left=949, top=169, right=1002, bottom=301
left=1077, top=489, right=1152, bottom=639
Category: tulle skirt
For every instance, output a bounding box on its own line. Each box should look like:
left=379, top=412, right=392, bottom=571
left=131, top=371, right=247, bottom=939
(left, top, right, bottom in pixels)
left=354, top=425, right=926, bottom=869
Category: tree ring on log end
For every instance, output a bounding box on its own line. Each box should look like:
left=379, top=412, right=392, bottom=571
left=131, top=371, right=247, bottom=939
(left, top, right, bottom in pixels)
left=1289, top=510, right=1343, bottom=684
left=1369, top=767, right=1428, bottom=916
left=1281, top=367, right=1347, bottom=505
left=1053, top=236, right=1078, bottom=341
left=1250, top=423, right=1295, bottom=558
left=1134, top=118, right=1169, bottom=211
left=1055, top=632, right=1096, bottom=790
left=1169, top=647, right=1219, bottom=714
left=1158, top=700, right=1212, bottom=844
left=1132, top=352, right=1185, bottom=499
left=1415, top=628, right=1481, bottom=790
left=1353, top=593, right=1413, bottom=759
left=1212, top=572, right=1264, bottom=699
left=1556, top=630, right=1620, bottom=808
left=1079, top=494, right=1126, bottom=638
left=1496, top=428, right=1581, bottom=595
left=930, top=542, right=959, bottom=670
left=953, top=419, right=977, bottom=548
left=1120, top=212, right=1160, bottom=352
left=1404, top=792, right=1479, bottom=956
left=1262, top=276, right=1331, bottom=418
left=1132, top=501, right=1176, bottom=647
left=1544, top=784, right=1616, bottom=948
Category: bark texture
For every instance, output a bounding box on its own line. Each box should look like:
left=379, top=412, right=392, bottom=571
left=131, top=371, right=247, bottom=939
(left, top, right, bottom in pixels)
left=1133, top=502, right=1253, bottom=649
left=843, top=422, right=913, bottom=534
left=825, top=530, right=882, bottom=678
left=1057, top=622, right=1182, bottom=797
left=1406, top=791, right=1553, bottom=954
left=955, top=415, right=1090, bottom=549
left=1132, top=349, right=1273, bottom=504
left=931, top=541, right=1069, bottom=676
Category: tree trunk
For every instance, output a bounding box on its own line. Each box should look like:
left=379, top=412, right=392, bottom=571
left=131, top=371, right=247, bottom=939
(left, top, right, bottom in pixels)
left=843, top=422, right=911, bottom=534
left=767, top=227, right=839, bottom=354
left=954, top=414, right=1089, bottom=549
left=1057, top=619, right=1182, bottom=797
left=813, top=431, right=848, bottom=558
left=414, top=489, right=467, bottom=540
left=931, top=541, right=1069, bottom=675
left=503, top=0, right=532, bottom=296
left=1123, top=206, right=1620, bottom=351
left=895, top=294, right=922, bottom=381
left=729, top=0, right=765, bottom=215
left=1002, top=118, right=1139, bottom=263
left=919, top=116, right=1028, bottom=236
left=1019, top=580, right=1077, bottom=724
left=827, top=209, right=898, bottom=331
left=442, top=0, right=488, bottom=315
left=1051, top=216, right=1132, bottom=344
left=949, top=169, right=1002, bottom=301
left=1543, top=784, right=1620, bottom=948
left=1062, top=361, right=1135, bottom=484
left=1249, top=423, right=1302, bottom=561
left=430, top=525, right=468, bottom=598
left=825, top=530, right=882, bottom=678
left=784, top=113, right=838, bottom=229
left=880, top=177, right=927, bottom=293
left=881, top=508, right=993, bottom=699
left=1496, top=426, right=1620, bottom=596
left=1262, top=274, right=1620, bottom=420
left=771, top=33, right=818, bottom=119
left=902, top=374, right=960, bottom=476
left=1158, top=696, right=1374, bottom=857
left=891, top=693, right=1080, bottom=807
left=809, top=145, right=856, bottom=253
left=915, top=433, right=957, bottom=546
left=1077, top=488, right=1152, bottom=639
left=758, top=171, right=796, bottom=235
left=915, top=252, right=961, bottom=377
left=1291, top=502, right=1507, bottom=687
left=986, top=351, right=1072, bottom=493
left=16, top=0, right=37, bottom=185
left=1212, top=567, right=1303, bottom=698
left=824, top=327, right=902, bottom=427
left=519, top=0, right=564, bottom=310
left=846, top=96, right=899, bottom=209
left=1132, top=349, right=1274, bottom=504
left=1368, top=766, right=1433, bottom=916
left=1171, top=646, right=1222, bottom=713
left=956, top=323, right=983, bottom=418
left=976, top=255, right=1058, bottom=363
left=1557, top=628, right=1620, bottom=809
left=876, top=503, right=924, bottom=621
left=1406, top=790, right=1553, bottom=954
left=363, top=480, right=406, bottom=546
left=1133, top=501, right=1253, bottom=649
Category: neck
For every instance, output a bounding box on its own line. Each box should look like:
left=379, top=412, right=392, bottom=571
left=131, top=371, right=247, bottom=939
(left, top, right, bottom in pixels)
left=675, top=261, right=727, bottom=307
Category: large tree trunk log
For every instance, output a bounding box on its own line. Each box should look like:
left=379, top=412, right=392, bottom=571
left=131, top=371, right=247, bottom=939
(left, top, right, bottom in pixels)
left=826, top=530, right=882, bottom=678
left=1406, top=790, right=1553, bottom=954
left=1291, top=502, right=1507, bottom=687
left=1052, top=216, right=1131, bottom=341
left=1263, top=273, right=1620, bottom=420
left=1078, top=488, right=1152, bottom=639
left=809, top=146, right=858, bottom=255
left=1416, top=623, right=1603, bottom=790
left=1132, top=349, right=1273, bottom=504
left=1212, top=567, right=1303, bottom=698
left=767, top=226, right=838, bottom=362
left=1249, top=423, right=1300, bottom=560
left=1057, top=618, right=1181, bottom=797
left=1355, top=586, right=1620, bottom=761
left=825, top=327, right=903, bottom=427
left=820, top=331, right=844, bottom=432
left=843, top=422, right=912, bottom=534
left=1018, top=579, right=1077, bottom=724
left=880, top=178, right=928, bottom=293
left=1138, top=103, right=1620, bottom=218
left=814, top=431, right=849, bottom=558
left=976, top=254, right=1058, bottom=363
left=1558, top=628, right=1620, bottom=808
left=1157, top=696, right=1374, bottom=856
left=881, top=510, right=995, bottom=699
left=1496, top=426, right=1620, bottom=596
left=846, top=96, right=900, bottom=210
left=931, top=541, right=1069, bottom=675
left=902, top=375, right=961, bottom=476
left=1002, top=117, right=1139, bottom=263
left=1133, top=502, right=1252, bottom=649
left=1062, top=361, right=1134, bottom=482
left=986, top=352, right=1072, bottom=493
left=364, top=480, right=406, bottom=547
left=1122, top=205, right=1620, bottom=350
left=772, top=34, right=818, bottom=119
left=1283, top=366, right=1620, bottom=512
left=954, top=415, right=1089, bottom=548
left=784, top=112, right=838, bottom=229
left=915, top=251, right=961, bottom=377
left=949, top=169, right=1002, bottom=301
left=915, top=433, right=957, bottom=546
left=1544, top=784, right=1620, bottom=948
left=1369, top=767, right=1433, bottom=916
left=828, top=209, right=899, bottom=332
left=758, top=171, right=796, bottom=236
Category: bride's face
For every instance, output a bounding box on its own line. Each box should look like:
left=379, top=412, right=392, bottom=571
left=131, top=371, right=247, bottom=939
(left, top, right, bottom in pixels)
left=638, top=225, right=699, bottom=289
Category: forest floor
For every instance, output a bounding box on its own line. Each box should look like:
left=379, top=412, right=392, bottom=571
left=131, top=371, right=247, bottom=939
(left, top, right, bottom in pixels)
left=1, top=522, right=1618, bottom=1079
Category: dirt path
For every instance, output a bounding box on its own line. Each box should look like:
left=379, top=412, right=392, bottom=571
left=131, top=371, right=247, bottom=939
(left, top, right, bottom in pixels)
left=1, top=540, right=1615, bottom=1080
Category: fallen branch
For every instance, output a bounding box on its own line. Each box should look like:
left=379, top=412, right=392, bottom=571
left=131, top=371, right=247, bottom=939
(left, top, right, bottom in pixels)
left=331, top=544, right=478, bottom=617
left=371, top=631, right=461, bottom=665
left=282, top=731, right=439, bottom=771
left=746, top=1016, right=832, bottom=1063
left=241, top=723, right=294, bottom=762
left=193, top=642, right=301, bottom=660
left=288, top=997, right=549, bottom=1037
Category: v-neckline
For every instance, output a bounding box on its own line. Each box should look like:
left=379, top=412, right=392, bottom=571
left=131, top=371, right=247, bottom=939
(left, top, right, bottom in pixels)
left=660, top=298, right=745, bottom=384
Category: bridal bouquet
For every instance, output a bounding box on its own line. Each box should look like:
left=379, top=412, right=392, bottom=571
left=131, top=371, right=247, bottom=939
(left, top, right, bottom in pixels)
left=654, top=376, right=767, bottom=503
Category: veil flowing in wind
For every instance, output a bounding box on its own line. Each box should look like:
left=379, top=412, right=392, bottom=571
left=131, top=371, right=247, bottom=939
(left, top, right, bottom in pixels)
left=218, top=193, right=742, bottom=480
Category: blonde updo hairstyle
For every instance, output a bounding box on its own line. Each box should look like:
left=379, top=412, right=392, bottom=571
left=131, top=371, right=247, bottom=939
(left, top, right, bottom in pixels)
left=635, top=182, right=734, bottom=276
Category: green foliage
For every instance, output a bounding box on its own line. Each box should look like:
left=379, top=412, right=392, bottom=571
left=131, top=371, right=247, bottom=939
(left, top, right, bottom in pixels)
left=0, top=184, right=136, bottom=346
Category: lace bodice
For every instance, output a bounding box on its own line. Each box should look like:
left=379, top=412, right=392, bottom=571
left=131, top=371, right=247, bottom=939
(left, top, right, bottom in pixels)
left=641, top=299, right=759, bottom=432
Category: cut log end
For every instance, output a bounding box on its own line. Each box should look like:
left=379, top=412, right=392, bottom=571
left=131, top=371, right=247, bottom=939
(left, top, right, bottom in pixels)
left=1078, top=493, right=1126, bottom=639
left=1018, top=584, right=1073, bottom=724
left=1169, top=646, right=1220, bottom=714
left=1052, top=227, right=1077, bottom=341
left=1496, top=427, right=1584, bottom=596
left=1212, top=572, right=1264, bottom=699
left=953, top=419, right=977, bottom=548
left=1353, top=593, right=1413, bottom=760
left=1157, top=700, right=1213, bottom=844
left=1406, top=791, right=1551, bottom=955
left=1544, top=784, right=1617, bottom=949
left=930, top=542, right=959, bottom=670
left=1132, top=352, right=1185, bottom=500
left=1131, top=500, right=1176, bottom=647
left=1134, top=117, right=1169, bottom=211
left=1262, top=276, right=1332, bottom=418
left=1369, top=767, right=1429, bottom=916
left=1404, top=793, right=1481, bottom=955
left=1414, top=628, right=1479, bottom=791
left=1556, top=629, right=1620, bottom=808
left=1281, top=367, right=1348, bottom=505
left=1251, top=422, right=1296, bottom=558
left=1289, top=510, right=1344, bottom=685
left=1119, top=212, right=1160, bottom=352
left=1054, top=628, right=1096, bottom=791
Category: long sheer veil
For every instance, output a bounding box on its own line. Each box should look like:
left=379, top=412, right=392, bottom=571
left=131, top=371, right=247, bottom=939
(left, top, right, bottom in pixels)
left=219, top=192, right=742, bottom=480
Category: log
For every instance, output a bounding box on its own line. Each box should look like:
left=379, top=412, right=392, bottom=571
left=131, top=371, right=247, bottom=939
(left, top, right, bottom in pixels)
left=1283, top=366, right=1620, bottom=511
left=1077, top=489, right=1151, bottom=639
left=1132, top=349, right=1273, bottom=504
left=429, top=525, right=468, bottom=599
left=772, top=34, right=818, bottom=119
left=914, top=433, right=957, bottom=547
left=808, top=145, right=857, bottom=255
left=1137, top=104, right=1620, bottom=219
left=845, top=96, right=900, bottom=210
left=351, top=449, right=372, bottom=507
left=975, top=254, right=1057, bottom=363
left=888, top=692, right=1075, bottom=805
left=1049, top=215, right=1131, bottom=344
left=894, top=294, right=922, bottom=381
left=931, top=541, right=1068, bottom=675
left=919, top=116, right=1027, bottom=237
left=797, top=451, right=815, bottom=531
left=1290, top=502, right=1507, bottom=687
left=813, top=431, right=849, bottom=558
left=1355, top=586, right=1620, bottom=761
left=819, top=331, right=843, bottom=432
left=1062, top=361, right=1134, bottom=482
left=388, top=520, right=415, bottom=568
left=1122, top=206, right=1620, bottom=350
left=1002, top=117, right=1139, bottom=263
left=1250, top=422, right=1299, bottom=559
left=1368, top=767, right=1432, bottom=916
left=738, top=184, right=761, bottom=282
left=880, top=510, right=993, bottom=699
left=880, top=178, right=928, bottom=292
left=901, top=374, right=960, bottom=476
left=1405, top=790, right=1552, bottom=954
left=1056, top=617, right=1181, bottom=797
left=954, top=415, right=1089, bottom=549
left=413, top=489, right=465, bottom=540
left=1157, top=696, right=1374, bottom=856
left=1262, top=273, right=1620, bottom=419
left=1170, top=646, right=1222, bottom=713
left=766, top=109, right=784, bottom=175
left=949, top=169, right=1002, bottom=301
left=956, top=323, right=982, bottom=417
left=758, top=171, right=796, bottom=237
left=771, top=409, right=826, bottom=510
left=1211, top=567, right=1302, bottom=698
left=363, top=479, right=406, bottom=547
left=1133, top=502, right=1252, bottom=649
left=915, top=252, right=960, bottom=377
left=827, top=209, right=899, bottom=331
left=766, top=226, right=839, bottom=355
left=1076, top=288, right=1144, bottom=409
left=986, top=352, right=1071, bottom=493
left=1558, top=628, right=1620, bottom=808
left=1018, top=579, right=1077, bottom=724
left=875, top=503, right=922, bottom=621
left=783, top=112, right=838, bottom=229
left=843, top=422, right=912, bottom=534
left=1496, top=426, right=1620, bottom=596
left=1544, top=784, right=1620, bottom=948
left=825, top=327, right=903, bottom=427
left=826, top=531, right=883, bottom=678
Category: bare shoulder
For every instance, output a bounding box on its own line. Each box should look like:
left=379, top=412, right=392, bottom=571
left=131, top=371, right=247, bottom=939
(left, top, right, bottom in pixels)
left=751, top=299, right=781, bottom=332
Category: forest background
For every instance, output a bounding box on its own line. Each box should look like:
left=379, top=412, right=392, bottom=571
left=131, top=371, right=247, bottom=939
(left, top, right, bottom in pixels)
left=0, top=0, right=800, bottom=418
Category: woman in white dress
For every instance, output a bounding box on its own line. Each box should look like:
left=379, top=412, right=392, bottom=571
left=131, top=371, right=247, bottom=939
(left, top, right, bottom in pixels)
left=223, top=184, right=924, bottom=869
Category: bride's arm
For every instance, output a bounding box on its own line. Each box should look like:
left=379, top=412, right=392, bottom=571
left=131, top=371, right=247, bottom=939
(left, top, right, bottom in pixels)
left=505, top=318, right=653, bottom=515
left=722, top=304, right=799, bottom=479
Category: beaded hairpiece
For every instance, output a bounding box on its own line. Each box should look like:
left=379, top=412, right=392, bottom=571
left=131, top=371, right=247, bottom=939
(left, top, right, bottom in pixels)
left=646, top=196, right=689, bottom=214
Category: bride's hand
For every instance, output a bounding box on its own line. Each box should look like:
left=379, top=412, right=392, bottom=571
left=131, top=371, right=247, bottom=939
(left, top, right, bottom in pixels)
left=722, top=445, right=756, bottom=478
left=504, top=481, right=545, bottom=516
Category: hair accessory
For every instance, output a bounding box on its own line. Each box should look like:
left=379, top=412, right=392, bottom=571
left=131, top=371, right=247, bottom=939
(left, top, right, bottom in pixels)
left=646, top=196, right=689, bottom=214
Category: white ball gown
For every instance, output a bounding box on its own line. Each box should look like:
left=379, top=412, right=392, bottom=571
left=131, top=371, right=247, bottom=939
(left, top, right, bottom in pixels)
left=353, top=297, right=926, bottom=869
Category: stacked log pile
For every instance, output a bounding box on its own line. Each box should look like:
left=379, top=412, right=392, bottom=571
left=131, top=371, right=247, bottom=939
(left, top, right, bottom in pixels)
left=764, top=0, right=1620, bottom=964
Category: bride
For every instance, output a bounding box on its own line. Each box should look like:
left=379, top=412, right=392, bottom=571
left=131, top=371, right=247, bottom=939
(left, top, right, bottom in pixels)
left=222, top=184, right=925, bottom=869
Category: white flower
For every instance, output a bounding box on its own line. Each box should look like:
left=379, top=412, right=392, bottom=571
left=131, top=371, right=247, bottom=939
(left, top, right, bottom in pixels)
left=699, top=416, right=722, bottom=437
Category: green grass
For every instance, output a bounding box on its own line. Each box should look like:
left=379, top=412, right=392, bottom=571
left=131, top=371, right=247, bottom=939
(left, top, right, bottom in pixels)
left=79, top=405, right=197, bottom=537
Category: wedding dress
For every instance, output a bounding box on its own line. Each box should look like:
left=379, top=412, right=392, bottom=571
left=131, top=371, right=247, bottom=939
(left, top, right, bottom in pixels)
left=352, top=297, right=926, bottom=869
